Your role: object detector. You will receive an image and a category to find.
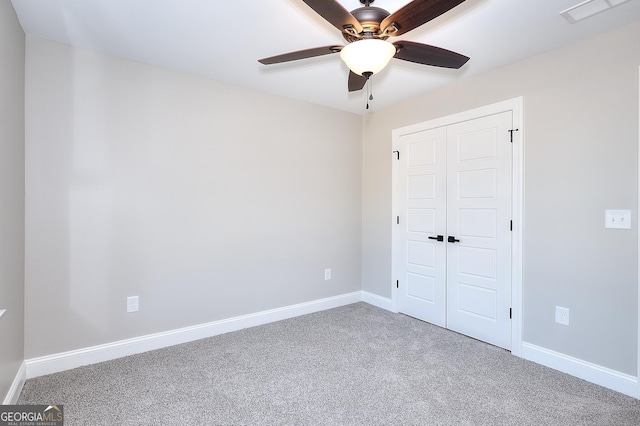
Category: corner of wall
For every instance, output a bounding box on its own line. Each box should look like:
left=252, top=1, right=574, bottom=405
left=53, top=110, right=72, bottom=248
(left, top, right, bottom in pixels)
left=0, top=0, right=26, bottom=405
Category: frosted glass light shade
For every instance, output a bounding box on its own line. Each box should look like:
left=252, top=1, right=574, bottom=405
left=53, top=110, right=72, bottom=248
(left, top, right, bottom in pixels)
left=340, top=39, right=396, bottom=76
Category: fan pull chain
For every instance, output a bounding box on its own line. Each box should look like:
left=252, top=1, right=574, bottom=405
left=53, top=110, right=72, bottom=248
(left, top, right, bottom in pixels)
left=366, top=80, right=369, bottom=109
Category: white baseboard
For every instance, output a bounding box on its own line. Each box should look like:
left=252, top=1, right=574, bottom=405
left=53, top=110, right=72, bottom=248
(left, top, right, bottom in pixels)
left=18, top=296, right=640, bottom=401
left=3, top=361, right=26, bottom=405
left=361, top=291, right=394, bottom=312
left=26, top=291, right=362, bottom=379
left=521, top=342, right=638, bottom=398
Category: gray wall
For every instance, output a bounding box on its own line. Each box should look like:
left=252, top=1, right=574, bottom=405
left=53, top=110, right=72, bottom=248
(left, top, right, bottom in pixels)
left=0, top=1, right=25, bottom=401
left=24, top=38, right=362, bottom=358
left=362, top=21, right=639, bottom=375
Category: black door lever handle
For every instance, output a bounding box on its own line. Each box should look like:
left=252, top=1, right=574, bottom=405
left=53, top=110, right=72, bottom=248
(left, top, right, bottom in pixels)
left=428, top=235, right=444, bottom=242
left=448, top=236, right=460, bottom=243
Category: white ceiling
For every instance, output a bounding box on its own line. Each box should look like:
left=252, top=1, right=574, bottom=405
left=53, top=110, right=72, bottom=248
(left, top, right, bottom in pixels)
left=11, top=0, right=640, bottom=114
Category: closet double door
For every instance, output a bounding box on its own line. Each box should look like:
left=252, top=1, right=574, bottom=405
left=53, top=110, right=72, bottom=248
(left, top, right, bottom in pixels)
left=395, top=111, right=512, bottom=350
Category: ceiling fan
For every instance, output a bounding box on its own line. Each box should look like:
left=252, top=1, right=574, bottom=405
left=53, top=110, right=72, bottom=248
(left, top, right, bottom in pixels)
left=258, top=0, right=470, bottom=93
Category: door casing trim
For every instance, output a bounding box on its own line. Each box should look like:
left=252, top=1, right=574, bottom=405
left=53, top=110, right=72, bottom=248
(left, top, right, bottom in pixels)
left=636, top=66, right=639, bottom=397
left=391, top=97, right=524, bottom=356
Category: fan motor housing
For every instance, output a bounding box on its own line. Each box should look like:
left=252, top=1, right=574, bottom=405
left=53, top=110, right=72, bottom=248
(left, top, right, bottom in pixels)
left=344, top=7, right=391, bottom=42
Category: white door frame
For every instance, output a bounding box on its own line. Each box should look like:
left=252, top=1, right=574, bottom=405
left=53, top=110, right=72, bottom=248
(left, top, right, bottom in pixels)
left=637, top=66, right=640, bottom=399
left=392, top=97, right=524, bottom=356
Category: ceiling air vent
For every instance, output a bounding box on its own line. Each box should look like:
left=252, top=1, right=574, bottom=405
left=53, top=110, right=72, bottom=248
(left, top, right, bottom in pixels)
left=560, top=0, right=631, bottom=23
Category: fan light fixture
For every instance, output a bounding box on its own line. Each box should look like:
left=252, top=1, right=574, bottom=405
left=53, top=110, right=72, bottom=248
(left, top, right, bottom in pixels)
left=340, top=39, right=396, bottom=77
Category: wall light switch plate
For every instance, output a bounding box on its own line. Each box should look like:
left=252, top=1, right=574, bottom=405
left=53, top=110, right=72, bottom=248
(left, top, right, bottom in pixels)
left=605, top=209, right=631, bottom=229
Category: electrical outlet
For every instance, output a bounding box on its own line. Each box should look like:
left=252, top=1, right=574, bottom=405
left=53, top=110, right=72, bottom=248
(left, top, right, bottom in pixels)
left=127, top=296, right=139, bottom=313
left=324, top=269, right=331, bottom=280
left=555, top=306, right=569, bottom=326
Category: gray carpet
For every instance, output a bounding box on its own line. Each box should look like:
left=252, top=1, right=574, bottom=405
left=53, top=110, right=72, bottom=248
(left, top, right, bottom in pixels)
left=18, top=303, right=640, bottom=425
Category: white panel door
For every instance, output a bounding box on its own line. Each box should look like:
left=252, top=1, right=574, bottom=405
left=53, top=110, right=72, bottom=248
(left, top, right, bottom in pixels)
left=446, top=111, right=512, bottom=349
left=396, top=127, right=447, bottom=327
left=395, top=111, right=513, bottom=350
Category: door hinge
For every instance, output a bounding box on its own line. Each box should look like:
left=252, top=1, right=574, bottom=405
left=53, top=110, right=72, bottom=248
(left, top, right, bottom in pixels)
left=508, top=129, right=519, bottom=143
left=510, top=308, right=512, bottom=319
left=393, top=150, right=400, bottom=160
left=397, top=216, right=400, bottom=225
left=396, top=280, right=399, bottom=289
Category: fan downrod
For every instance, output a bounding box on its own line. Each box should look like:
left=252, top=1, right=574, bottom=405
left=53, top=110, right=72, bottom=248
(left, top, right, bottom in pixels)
left=359, top=0, right=374, bottom=5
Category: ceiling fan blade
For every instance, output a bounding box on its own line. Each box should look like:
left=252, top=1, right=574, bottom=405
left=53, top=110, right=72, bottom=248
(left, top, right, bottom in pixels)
left=302, top=0, right=363, bottom=35
left=393, top=40, right=469, bottom=69
left=348, top=71, right=367, bottom=92
left=381, top=0, right=466, bottom=37
left=258, top=45, right=342, bottom=65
